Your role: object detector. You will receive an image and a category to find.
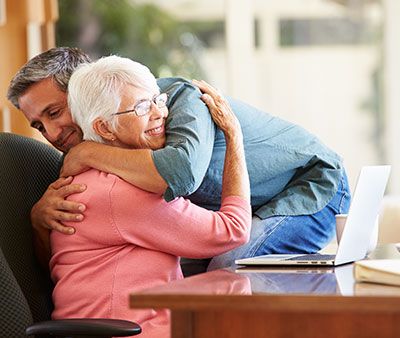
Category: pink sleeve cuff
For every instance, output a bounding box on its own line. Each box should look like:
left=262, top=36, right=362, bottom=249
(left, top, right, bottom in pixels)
left=220, top=195, right=251, bottom=215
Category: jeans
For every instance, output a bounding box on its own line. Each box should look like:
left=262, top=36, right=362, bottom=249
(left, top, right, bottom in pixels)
left=207, top=172, right=351, bottom=271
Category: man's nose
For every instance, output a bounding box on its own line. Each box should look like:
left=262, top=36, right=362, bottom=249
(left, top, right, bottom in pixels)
left=44, top=123, right=63, bottom=142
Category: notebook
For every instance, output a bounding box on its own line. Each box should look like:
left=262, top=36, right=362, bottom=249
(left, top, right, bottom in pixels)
left=235, top=165, right=391, bottom=267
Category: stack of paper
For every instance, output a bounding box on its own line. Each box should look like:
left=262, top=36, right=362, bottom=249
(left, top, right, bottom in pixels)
left=354, top=259, right=400, bottom=287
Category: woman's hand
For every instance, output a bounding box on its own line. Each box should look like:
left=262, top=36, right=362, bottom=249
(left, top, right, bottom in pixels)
left=192, top=79, right=241, bottom=140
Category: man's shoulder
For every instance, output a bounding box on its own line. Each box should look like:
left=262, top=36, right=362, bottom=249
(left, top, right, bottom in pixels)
left=157, top=77, right=202, bottom=102
left=157, top=77, right=193, bottom=92
left=157, top=77, right=207, bottom=120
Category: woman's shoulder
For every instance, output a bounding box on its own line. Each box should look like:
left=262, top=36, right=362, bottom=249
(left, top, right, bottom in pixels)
left=71, top=169, right=157, bottom=201
left=71, top=168, right=117, bottom=185
left=67, top=169, right=133, bottom=202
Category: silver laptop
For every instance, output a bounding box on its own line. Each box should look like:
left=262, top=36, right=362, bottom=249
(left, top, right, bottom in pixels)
left=235, top=165, right=391, bottom=267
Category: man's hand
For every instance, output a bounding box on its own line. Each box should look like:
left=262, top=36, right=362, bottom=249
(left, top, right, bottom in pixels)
left=60, top=141, right=95, bottom=177
left=31, top=176, right=87, bottom=235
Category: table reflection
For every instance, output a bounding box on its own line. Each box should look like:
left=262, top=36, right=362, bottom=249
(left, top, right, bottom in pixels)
left=137, top=268, right=252, bottom=296
left=135, top=264, right=400, bottom=302
left=177, top=264, right=400, bottom=297
left=236, top=266, right=339, bottom=295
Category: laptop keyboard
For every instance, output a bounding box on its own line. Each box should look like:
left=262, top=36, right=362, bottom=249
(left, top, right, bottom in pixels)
left=286, top=254, right=336, bottom=261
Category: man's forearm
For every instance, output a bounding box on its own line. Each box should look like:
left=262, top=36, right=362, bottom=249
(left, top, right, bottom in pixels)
left=83, top=143, right=168, bottom=193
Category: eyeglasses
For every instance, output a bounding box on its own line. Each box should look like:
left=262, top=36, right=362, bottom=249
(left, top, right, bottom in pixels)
left=113, top=93, right=168, bottom=117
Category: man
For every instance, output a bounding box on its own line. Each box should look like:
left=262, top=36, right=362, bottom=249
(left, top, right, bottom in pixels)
left=7, top=47, right=351, bottom=275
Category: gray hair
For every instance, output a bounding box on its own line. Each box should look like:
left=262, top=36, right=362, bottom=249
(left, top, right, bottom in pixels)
left=7, top=47, right=91, bottom=108
left=68, top=55, right=159, bottom=143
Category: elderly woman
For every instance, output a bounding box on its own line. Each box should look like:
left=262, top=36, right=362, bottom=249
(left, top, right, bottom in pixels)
left=49, top=55, right=251, bottom=337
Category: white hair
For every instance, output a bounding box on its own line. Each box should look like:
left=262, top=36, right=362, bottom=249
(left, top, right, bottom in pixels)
left=68, top=55, right=159, bottom=142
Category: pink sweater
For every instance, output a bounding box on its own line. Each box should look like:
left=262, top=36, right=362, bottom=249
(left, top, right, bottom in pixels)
left=50, top=169, right=251, bottom=337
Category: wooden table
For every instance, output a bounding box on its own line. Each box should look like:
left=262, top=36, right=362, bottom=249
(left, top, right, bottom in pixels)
left=130, top=264, right=400, bottom=338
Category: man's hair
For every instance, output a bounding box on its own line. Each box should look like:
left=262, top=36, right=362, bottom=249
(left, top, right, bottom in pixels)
left=7, top=47, right=91, bottom=109
left=68, top=55, right=160, bottom=143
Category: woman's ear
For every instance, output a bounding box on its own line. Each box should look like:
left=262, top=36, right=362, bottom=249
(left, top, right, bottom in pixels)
left=92, top=118, right=116, bottom=142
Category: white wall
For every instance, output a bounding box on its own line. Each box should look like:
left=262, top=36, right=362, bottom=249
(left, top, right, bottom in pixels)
left=254, top=47, right=379, bottom=188
left=201, top=1, right=382, bottom=190
left=142, top=0, right=388, bottom=191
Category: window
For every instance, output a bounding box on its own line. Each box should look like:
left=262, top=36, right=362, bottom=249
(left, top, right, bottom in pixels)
left=280, top=18, right=376, bottom=47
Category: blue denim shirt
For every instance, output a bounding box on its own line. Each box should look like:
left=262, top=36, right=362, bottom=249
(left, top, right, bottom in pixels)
left=153, top=78, right=343, bottom=219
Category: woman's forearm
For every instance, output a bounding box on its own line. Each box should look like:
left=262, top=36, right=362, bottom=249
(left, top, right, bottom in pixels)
left=221, top=133, right=250, bottom=202
left=192, top=79, right=250, bottom=204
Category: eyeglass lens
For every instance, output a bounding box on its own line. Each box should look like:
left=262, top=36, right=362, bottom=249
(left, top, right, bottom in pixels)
left=136, top=94, right=167, bottom=116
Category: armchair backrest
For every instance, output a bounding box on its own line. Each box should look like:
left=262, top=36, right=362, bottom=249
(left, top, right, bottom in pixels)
left=0, top=247, right=33, bottom=336
left=0, top=132, right=62, bottom=326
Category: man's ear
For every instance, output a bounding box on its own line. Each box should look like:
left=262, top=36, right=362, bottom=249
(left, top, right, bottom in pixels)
left=92, top=118, right=116, bottom=142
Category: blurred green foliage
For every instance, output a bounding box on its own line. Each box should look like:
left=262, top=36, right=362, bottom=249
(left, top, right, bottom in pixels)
left=56, top=0, right=205, bottom=78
